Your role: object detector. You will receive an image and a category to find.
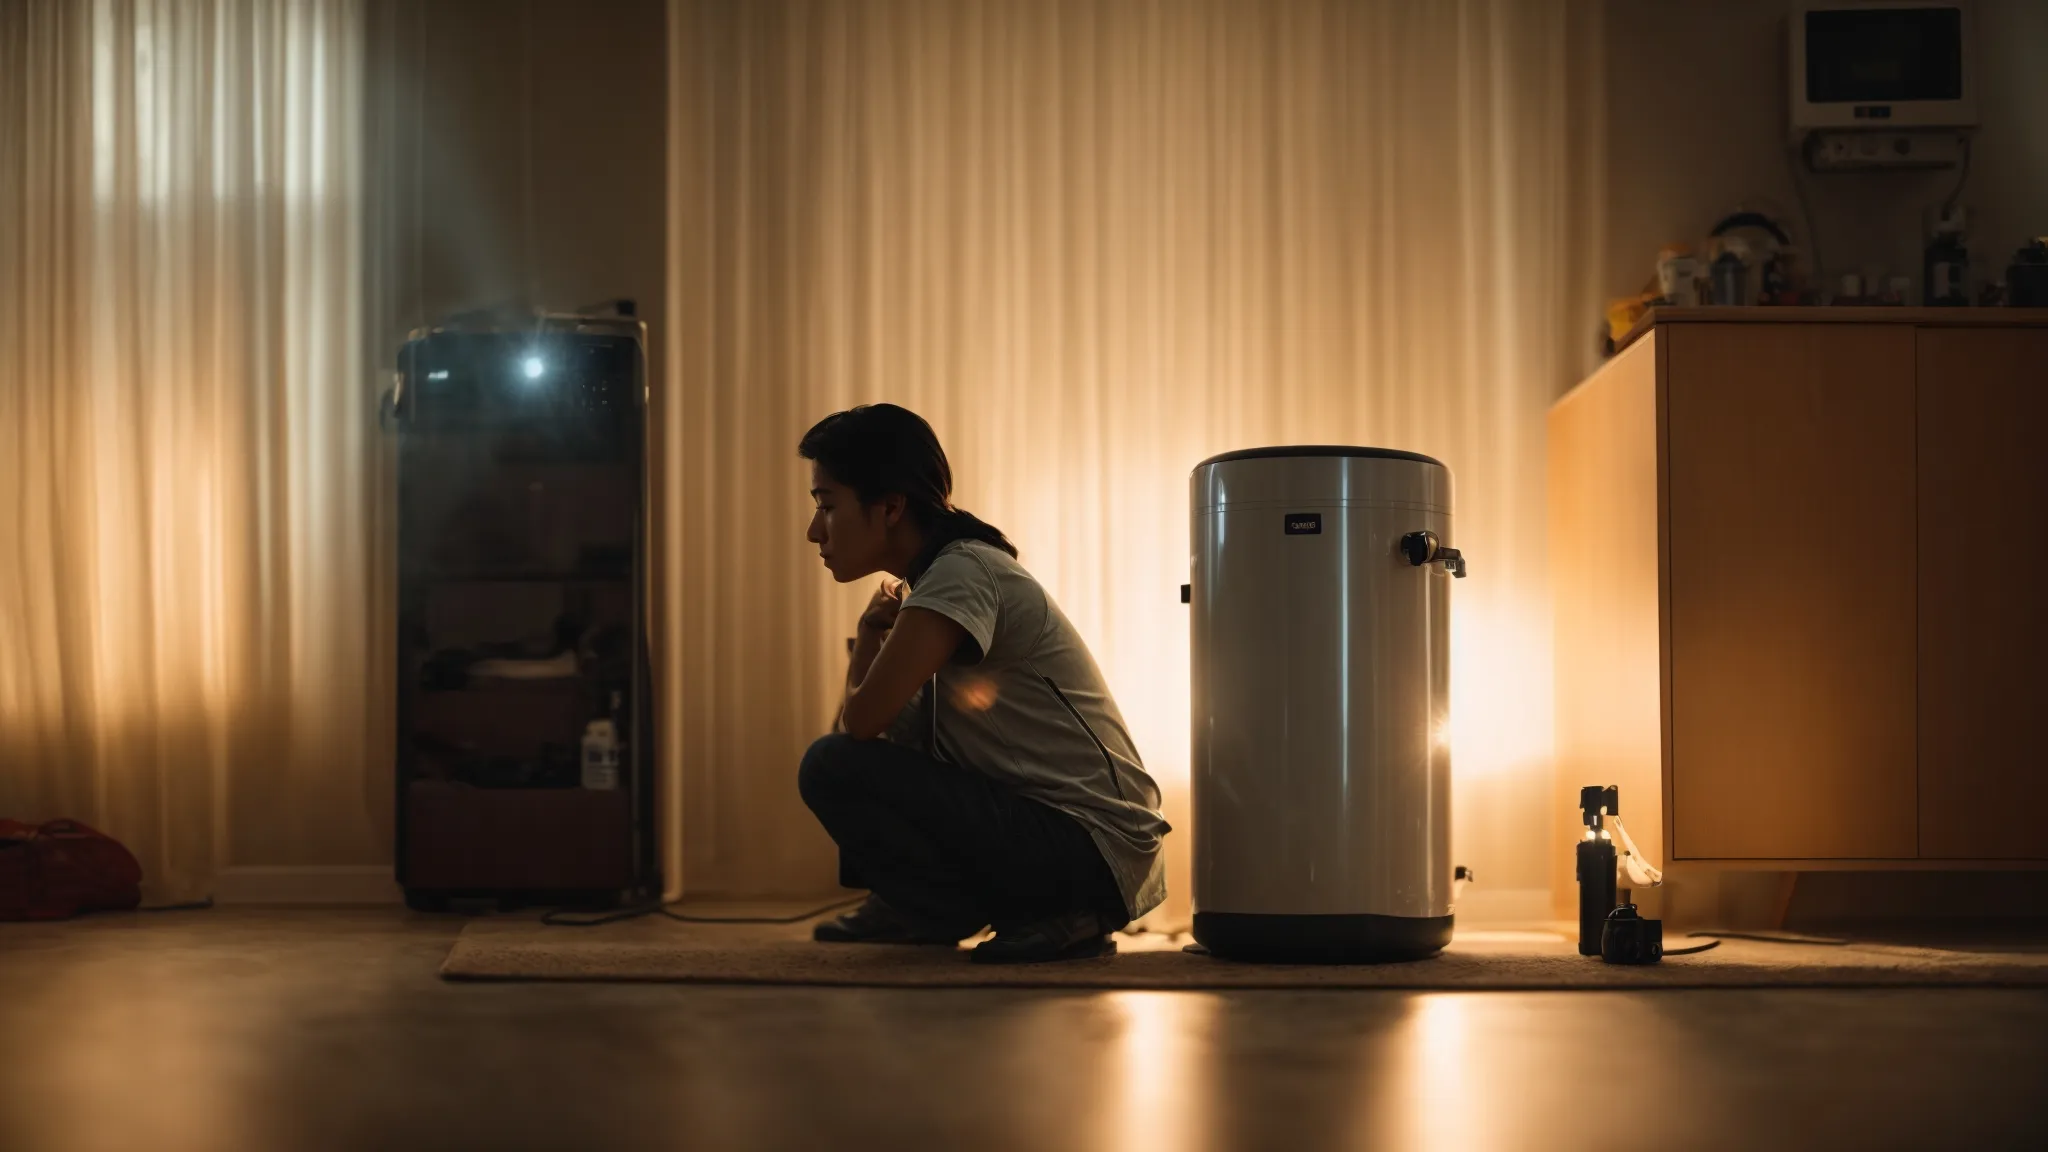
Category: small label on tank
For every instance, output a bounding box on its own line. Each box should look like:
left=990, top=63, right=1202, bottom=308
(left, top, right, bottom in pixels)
left=1284, top=513, right=1322, bottom=535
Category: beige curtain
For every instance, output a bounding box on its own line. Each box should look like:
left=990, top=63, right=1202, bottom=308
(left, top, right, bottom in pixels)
left=0, top=0, right=377, bottom=902
left=664, top=0, right=1606, bottom=920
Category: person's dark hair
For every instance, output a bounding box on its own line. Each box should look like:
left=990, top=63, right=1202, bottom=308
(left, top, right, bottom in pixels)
left=797, top=403, right=1017, bottom=582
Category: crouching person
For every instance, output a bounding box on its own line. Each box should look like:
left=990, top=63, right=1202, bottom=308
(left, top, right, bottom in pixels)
left=794, top=404, right=1169, bottom=963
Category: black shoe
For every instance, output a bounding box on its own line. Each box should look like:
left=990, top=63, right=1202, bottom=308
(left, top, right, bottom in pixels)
left=813, top=895, right=977, bottom=945
left=970, top=910, right=1117, bottom=965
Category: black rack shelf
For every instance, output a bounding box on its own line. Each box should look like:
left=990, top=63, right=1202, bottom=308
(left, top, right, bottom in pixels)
left=390, top=320, right=657, bottom=911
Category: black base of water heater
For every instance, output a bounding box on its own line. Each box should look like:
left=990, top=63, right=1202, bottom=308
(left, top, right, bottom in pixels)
left=1193, top=911, right=1454, bottom=964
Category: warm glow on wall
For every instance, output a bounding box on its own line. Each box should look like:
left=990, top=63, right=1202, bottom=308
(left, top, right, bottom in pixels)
left=1448, top=598, right=1557, bottom=782
left=663, top=0, right=1600, bottom=902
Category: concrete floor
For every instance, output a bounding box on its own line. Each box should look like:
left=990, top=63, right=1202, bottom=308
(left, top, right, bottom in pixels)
left=2, top=910, right=2045, bottom=1151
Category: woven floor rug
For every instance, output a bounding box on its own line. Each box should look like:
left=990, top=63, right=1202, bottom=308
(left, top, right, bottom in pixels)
left=439, top=914, right=2048, bottom=990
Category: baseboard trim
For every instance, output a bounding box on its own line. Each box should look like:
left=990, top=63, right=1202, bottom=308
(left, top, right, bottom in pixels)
left=1454, top=887, right=1553, bottom=926
left=213, top=865, right=401, bottom=905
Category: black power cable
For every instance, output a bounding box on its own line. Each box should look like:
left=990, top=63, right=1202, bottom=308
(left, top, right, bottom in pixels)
left=540, top=894, right=864, bottom=928
left=1688, top=928, right=1847, bottom=946
left=1939, top=134, right=1974, bottom=219
left=1788, top=142, right=1827, bottom=283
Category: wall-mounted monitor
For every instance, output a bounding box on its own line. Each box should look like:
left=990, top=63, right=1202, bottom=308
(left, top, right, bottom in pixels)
left=1790, top=2, right=1977, bottom=136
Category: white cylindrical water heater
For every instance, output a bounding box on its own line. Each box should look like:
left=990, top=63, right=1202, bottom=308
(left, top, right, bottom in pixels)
left=1188, top=446, right=1462, bottom=962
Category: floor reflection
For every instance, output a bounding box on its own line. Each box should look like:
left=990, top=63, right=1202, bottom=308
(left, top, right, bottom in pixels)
left=3, top=913, right=2045, bottom=1152
left=1362, top=991, right=1690, bottom=1149
left=1389, top=994, right=1485, bottom=1149
left=1101, top=992, right=1218, bottom=1152
left=35, top=951, right=258, bottom=1152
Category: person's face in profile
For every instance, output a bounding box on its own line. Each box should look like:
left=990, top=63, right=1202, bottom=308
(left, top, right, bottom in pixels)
left=807, top=462, right=900, bottom=583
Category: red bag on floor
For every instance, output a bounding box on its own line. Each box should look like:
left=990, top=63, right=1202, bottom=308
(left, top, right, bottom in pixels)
left=0, top=818, right=144, bottom=921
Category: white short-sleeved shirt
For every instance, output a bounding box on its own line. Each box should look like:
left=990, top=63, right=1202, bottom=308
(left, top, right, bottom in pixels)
left=893, top=539, right=1169, bottom=920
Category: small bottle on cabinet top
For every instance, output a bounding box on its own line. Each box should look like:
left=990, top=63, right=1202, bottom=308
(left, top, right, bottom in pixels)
left=1924, top=207, right=1970, bottom=307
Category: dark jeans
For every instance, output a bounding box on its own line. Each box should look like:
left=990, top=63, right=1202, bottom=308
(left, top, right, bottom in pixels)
left=798, top=733, right=1128, bottom=934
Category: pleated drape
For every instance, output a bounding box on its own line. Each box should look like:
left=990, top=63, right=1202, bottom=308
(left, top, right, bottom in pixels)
left=0, top=0, right=379, bottom=902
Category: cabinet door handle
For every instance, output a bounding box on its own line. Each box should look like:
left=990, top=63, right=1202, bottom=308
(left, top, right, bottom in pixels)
left=1401, top=531, right=1468, bottom=578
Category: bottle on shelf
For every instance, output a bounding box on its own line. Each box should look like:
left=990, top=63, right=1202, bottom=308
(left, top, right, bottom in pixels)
left=581, top=699, right=620, bottom=791
left=1924, top=206, right=1970, bottom=307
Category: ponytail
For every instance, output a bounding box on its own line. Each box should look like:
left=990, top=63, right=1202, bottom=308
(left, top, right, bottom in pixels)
left=909, top=506, right=1017, bottom=584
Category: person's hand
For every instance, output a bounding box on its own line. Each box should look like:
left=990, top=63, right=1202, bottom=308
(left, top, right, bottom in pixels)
left=857, top=578, right=905, bottom=637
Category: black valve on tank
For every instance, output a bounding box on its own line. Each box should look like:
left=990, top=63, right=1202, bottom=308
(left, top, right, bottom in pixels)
left=1400, top=531, right=1468, bottom=578
left=1576, top=785, right=1619, bottom=956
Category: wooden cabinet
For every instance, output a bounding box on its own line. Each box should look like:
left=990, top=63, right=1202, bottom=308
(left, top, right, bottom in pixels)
left=1551, top=309, right=2048, bottom=870
left=1665, top=323, right=1919, bottom=860
left=1915, top=328, right=2048, bottom=859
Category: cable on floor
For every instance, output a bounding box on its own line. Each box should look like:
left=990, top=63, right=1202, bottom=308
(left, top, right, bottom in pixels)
left=1688, top=929, right=1848, bottom=946
left=541, top=894, right=865, bottom=928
